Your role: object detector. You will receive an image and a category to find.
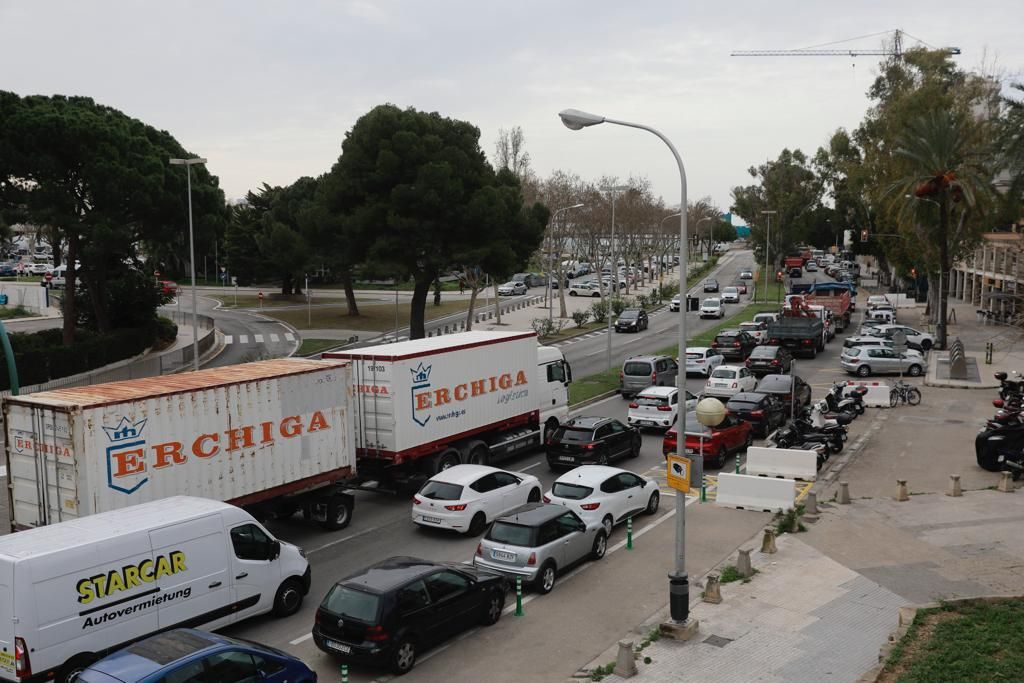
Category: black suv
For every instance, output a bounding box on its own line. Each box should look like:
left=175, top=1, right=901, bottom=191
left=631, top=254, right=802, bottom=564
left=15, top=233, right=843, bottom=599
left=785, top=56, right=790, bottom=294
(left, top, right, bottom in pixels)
left=614, top=308, right=649, bottom=333
left=745, top=345, right=793, bottom=376
left=313, top=557, right=506, bottom=675
left=703, top=278, right=719, bottom=293
left=711, top=329, right=757, bottom=361
left=726, top=392, right=787, bottom=437
left=546, top=417, right=641, bottom=470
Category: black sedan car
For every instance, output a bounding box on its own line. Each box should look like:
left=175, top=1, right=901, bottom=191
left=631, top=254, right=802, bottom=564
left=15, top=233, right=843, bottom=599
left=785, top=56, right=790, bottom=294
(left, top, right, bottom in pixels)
left=313, top=557, right=506, bottom=675
left=615, top=308, right=649, bottom=333
left=745, top=345, right=793, bottom=376
left=546, top=417, right=641, bottom=470
left=726, top=392, right=788, bottom=437
left=703, top=278, right=719, bottom=293
left=754, top=374, right=812, bottom=409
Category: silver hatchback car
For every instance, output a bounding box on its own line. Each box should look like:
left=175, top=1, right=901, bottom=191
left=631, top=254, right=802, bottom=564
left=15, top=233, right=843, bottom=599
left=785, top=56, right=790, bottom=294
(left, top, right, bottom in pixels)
left=841, top=346, right=926, bottom=377
left=473, top=504, right=607, bottom=594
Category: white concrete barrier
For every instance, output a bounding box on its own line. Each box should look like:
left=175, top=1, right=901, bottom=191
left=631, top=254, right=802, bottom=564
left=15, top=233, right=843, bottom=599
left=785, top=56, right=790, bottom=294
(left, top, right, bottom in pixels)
left=843, top=380, right=891, bottom=407
left=745, top=446, right=817, bottom=481
left=716, top=473, right=796, bottom=512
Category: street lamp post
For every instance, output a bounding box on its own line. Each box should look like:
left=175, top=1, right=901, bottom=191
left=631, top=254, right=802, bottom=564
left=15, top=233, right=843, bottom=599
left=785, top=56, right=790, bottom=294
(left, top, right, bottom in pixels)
left=761, top=210, right=777, bottom=304
left=601, top=186, right=629, bottom=370
left=547, top=204, right=585, bottom=324
left=169, top=156, right=207, bottom=371
left=561, top=108, right=695, bottom=632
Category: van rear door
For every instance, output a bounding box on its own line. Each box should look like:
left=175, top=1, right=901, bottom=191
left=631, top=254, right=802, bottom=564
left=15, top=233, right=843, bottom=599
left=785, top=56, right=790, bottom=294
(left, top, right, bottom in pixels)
left=0, top=560, right=14, bottom=679
left=149, top=515, right=230, bottom=630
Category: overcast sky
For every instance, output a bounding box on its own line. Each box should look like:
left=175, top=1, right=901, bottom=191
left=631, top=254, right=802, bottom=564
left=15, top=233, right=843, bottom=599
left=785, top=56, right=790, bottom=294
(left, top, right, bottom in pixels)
left=3, top=1, right=1021, bottom=222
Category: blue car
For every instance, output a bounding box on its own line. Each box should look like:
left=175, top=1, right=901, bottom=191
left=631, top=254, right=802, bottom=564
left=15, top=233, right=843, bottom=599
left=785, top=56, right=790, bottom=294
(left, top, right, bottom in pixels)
left=79, top=629, right=316, bottom=683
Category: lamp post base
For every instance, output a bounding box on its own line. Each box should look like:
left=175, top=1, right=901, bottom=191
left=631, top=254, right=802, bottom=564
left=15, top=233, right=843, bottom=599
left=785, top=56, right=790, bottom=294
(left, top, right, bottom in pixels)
left=664, top=572, right=695, bottom=639
left=659, top=617, right=700, bottom=641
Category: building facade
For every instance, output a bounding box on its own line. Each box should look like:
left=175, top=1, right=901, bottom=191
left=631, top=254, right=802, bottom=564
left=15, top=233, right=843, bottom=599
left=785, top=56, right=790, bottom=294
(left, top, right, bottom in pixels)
left=951, top=231, right=1022, bottom=319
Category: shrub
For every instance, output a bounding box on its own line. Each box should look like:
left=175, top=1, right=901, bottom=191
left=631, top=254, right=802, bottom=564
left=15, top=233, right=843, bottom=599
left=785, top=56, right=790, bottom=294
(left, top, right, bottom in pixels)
left=155, top=316, right=178, bottom=343
left=572, top=309, right=591, bottom=328
left=590, top=299, right=609, bottom=323
left=611, top=297, right=632, bottom=317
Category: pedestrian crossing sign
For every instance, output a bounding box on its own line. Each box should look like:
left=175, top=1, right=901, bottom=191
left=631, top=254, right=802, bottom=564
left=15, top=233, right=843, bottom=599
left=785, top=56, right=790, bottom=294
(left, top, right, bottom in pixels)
left=666, top=454, right=692, bottom=493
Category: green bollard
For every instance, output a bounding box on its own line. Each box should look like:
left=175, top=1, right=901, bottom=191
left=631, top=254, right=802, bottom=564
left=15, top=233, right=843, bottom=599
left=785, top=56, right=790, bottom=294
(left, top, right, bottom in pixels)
left=626, top=517, right=633, bottom=550
left=515, top=576, right=524, bottom=616
left=341, top=664, right=349, bottom=683
left=701, top=475, right=706, bottom=502
left=735, top=454, right=741, bottom=474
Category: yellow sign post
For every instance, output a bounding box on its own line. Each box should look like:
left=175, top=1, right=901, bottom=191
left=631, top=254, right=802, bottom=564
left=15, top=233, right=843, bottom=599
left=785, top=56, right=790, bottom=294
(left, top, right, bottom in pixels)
left=666, top=454, right=692, bottom=493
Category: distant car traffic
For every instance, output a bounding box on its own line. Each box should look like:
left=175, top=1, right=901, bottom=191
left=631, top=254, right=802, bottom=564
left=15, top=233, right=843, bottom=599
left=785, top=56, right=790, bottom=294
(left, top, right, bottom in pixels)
left=544, top=466, right=660, bottom=535
left=734, top=281, right=748, bottom=295
left=314, top=557, right=506, bottom=674
left=699, top=298, right=724, bottom=319
left=703, top=279, right=719, bottom=293
left=412, top=464, right=542, bottom=535
left=720, top=286, right=740, bottom=303
left=157, top=280, right=179, bottom=296
left=738, top=320, right=767, bottom=344
left=711, top=330, right=758, bottom=361
left=739, top=270, right=753, bottom=280
left=684, top=347, right=724, bottom=377
left=498, top=281, right=527, bottom=296
left=614, top=308, right=649, bottom=333
left=619, top=355, right=678, bottom=397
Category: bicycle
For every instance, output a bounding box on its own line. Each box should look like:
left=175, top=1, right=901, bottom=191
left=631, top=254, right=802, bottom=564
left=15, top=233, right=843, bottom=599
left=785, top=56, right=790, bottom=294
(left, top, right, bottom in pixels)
left=890, top=379, right=922, bottom=407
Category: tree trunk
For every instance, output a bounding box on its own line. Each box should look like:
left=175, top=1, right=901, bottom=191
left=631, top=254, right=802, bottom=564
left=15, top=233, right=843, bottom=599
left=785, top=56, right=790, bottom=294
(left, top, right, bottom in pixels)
left=281, top=274, right=293, bottom=296
left=62, top=231, right=78, bottom=346
left=341, top=271, right=360, bottom=316
left=409, top=277, right=431, bottom=339
left=938, top=192, right=950, bottom=350
left=465, top=287, right=479, bottom=331
left=82, top=270, right=112, bottom=333
left=433, top=277, right=442, bottom=306
left=493, top=282, right=502, bottom=325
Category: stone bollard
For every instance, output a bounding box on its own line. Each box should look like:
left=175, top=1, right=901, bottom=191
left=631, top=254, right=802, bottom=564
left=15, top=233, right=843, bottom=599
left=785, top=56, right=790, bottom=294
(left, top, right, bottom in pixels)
left=838, top=481, right=852, bottom=505
left=475, top=314, right=480, bottom=323
left=805, top=491, right=819, bottom=515
left=428, top=331, right=433, bottom=337
left=612, top=640, right=637, bottom=678
left=443, top=325, right=449, bottom=334
left=947, top=475, right=962, bottom=497
left=760, top=527, right=777, bottom=554
left=896, top=479, right=909, bottom=502
left=703, top=574, right=723, bottom=604
left=736, top=548, right=753, bottom=578
left=998, top=471, right=1015, bottom=493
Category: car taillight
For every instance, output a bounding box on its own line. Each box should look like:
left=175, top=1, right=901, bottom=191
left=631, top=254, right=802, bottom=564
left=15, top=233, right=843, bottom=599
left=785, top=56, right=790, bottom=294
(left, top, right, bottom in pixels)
left=445, top=503, right=467, bottom=511
left=583, top=442, right=598, bottom=450
left=745, top=359, right=751, bottom=366
left=476, top=543, right=483, bottom=556
left=527, top=552, right=537, bottom=566
left=751, top=410, right=764, bottom=417
left=14, top=637, right=28, bottom=677
left=657, top=405, right=672, bottom=412
left=619, top=371, right=624, bottom=380
left=652, top=373, right=657, bottom=382
left=711, top=342, right=719, bottom=347
left=413, top=496, right=422, bottom=505
left=733, top=342, right=740, bottom=347
left=581, top=502, right=601, bottom=510
left=366, top=625, right=389, bottom=642
left=771, top=359, right=780, bottom=365
left=543, top=494, right=551, bottom=503
left=629, top=402, right=639, bottom=409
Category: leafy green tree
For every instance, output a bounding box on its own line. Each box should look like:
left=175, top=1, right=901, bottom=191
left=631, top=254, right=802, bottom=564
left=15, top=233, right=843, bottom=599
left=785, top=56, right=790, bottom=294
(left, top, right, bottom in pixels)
left=0, top=92, right=225, bottom=343
left=324, top=104, right=540, bottom=339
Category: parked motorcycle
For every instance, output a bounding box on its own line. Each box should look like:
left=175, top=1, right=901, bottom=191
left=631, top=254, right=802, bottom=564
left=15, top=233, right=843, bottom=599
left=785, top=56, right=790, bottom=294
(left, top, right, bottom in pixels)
left=995, top=371, right=1024, bottom=401
left=976, top=419, right=1024, bottom=479
left=773, top=418, right=845, bottom=455
left=826, top=383, right=866, bottom=416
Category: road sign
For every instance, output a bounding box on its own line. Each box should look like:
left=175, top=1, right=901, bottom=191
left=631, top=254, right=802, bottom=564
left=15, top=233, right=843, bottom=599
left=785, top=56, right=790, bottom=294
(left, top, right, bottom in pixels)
left=154, top=270, right=160, bottom=278
left=666, top=454, right=692, bottom=493
left=892, top=330, right=907, bottom=346
left=44, top=273, right=52, bottom=282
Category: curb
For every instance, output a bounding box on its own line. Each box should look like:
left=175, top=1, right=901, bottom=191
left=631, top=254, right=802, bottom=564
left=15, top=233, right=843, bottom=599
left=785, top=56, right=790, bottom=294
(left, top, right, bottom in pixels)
left=571, top=390, right=620, bottom=410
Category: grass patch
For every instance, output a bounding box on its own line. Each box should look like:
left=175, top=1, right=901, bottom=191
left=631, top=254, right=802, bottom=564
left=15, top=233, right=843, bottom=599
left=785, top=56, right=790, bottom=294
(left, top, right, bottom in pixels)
left=296, top=338, right=344, bottom=356
left=880, top=599, right=1024, bottom=682
left=261, top=299, right=471, bottom=331
left=719, top=564, right=758, bottom=584
left=751, top=270, right=786, bottom=304
left=774, top=506, right=807, bottom=535
left=0, top=305, right=33, bottom=320
left=569, top=367, right=621, bottom=406
left=212, top=294, right=350, bottom=309
left=540, top=320, right=605, bottom=343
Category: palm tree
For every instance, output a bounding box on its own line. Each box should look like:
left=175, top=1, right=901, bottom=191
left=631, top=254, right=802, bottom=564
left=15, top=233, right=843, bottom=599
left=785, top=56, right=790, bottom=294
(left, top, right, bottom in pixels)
left=889, top=109, right=991, bottom=349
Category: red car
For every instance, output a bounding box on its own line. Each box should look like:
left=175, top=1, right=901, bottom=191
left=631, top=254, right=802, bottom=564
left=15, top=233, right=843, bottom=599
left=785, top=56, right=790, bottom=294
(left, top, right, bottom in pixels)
left=157, top=280, right=179, bottom=296
left=662, top=413, right=753, bottom=469
left=734, top=281, right=748, bottom=295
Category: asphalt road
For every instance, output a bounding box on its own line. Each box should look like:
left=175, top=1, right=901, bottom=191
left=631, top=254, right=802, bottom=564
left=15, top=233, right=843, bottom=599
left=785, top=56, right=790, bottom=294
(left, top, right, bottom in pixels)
left=220, top=254, right=857, bottom=682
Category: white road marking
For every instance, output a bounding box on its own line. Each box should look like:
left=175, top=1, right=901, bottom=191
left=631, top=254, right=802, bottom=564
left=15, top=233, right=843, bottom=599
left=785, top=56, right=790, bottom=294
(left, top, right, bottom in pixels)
left=285, top=333, right=296, bottom=341
left=270, top=333, right=280, bottom=343
left=306, top=524, right=383, bottom=555
left=255, top=334, right=265, bottom=343
left=239, top=334, right=249, bottom=344
left=518, top=462, right=542, bottom=472
left=0, top=465, right=6, bottom=478
left=223, top=335, right=233, bottom=344
left=289, top=633, right=312, bottom=645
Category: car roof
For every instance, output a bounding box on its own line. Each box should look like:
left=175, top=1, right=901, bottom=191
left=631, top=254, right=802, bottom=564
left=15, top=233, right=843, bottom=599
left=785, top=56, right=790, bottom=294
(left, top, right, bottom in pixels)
left=554, top=465, right=630, bottom=487
left=757, top=374, right=793, bottom=388
left=620, top=308, right=643, bottom=315
left=564, top=415, right=612, bottom=429
left=722, top=286, right=738, bottom=291
left=727, top=392, right=769, bottom=403
left=715, top=364, right=744, bottom=372
left=637, top=386, right=676, bottom=398
left=428, top=464, right=503, bottom=485
left=624, top=355, right=665, bottom=363
left=495, top=503, right=566, bottom=526
left=90, top=629, right=230, bottom=680
left=715, top=329, right=741, bottom=336
left=342, top=556, right=452, bottom=593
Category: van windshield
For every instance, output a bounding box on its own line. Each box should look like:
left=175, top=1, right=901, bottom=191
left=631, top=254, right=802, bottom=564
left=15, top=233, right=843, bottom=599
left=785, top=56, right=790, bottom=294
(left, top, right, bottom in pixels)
left=321, top=585, right=381, bottom=622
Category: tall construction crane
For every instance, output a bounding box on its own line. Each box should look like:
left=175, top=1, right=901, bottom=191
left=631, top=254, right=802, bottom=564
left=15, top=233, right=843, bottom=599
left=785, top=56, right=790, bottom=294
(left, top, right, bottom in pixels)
left=732, top=29, right=960, bottom=59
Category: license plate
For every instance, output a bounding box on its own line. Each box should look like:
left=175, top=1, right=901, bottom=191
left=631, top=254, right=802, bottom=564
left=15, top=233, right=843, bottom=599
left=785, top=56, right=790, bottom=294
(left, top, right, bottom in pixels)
left=325, top=639, right=351, bottom=654
left=491, top=549, right=516, bottom=562
left=421, top=515, right=441, bottom=524
left=641, top=420, right=655, bottom=426
left=559, top=456, right=575, bottom=462
left=686, top=448, right=698, bottom=455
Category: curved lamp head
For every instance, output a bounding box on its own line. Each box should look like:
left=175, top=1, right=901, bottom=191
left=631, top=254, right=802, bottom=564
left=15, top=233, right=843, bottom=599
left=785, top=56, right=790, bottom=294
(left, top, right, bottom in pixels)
left=559, top=109, right=605, bottom=131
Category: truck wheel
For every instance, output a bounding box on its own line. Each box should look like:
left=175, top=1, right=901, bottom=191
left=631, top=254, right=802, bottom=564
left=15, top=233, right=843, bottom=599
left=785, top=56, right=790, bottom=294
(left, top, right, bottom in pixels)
left=435, top=450, right=460, bottom=473
left=468, top=444, right=490, bottom=466
left=320, top=496, right=353, bottom=531
left=272, top=578, right=304, bottom=617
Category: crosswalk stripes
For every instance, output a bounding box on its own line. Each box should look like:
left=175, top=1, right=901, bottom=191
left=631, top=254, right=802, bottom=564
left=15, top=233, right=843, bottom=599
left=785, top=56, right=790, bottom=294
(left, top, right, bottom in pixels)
left=239, top=334, right=249, bottom=344
left=224, top=335, right=233, bottom=344
left=222, top=331, right=302, bottom=345
left=284, top=333, right=296, bottom=342
left=270, top=333, right=280, bottom=343
left=254, top=334, right=264, bottom=343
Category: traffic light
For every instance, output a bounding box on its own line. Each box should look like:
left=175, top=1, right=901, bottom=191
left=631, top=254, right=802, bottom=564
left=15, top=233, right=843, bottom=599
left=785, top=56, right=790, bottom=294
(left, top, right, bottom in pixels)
left=911, top=267, right=918, bottom=278
left=860, top=229, right=869, bottom=243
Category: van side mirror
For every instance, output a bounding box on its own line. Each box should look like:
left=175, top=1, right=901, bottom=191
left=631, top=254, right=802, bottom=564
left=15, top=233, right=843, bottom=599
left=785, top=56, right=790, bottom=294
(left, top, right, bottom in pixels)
left=269, top=540, right=281, bottom=561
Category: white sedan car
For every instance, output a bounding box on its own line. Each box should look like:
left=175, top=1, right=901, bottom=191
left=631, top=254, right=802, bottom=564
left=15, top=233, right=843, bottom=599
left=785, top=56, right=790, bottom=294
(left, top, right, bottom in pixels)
left=720, top=286, right=740, bottom=304
left=703, top=365, right=758, bottom=398
left=412, top=464, right=541, bottom=535
left=498, top=281, right=527, bottom=296
left=868, top=324, right=935, bottom=351
left=627, top=386, right=698, bottom=430
left=544, top=465, right=660, bottom=535
left=700, top=298, right=724, bottom=319
left=685, top=346, right=724, bottom=376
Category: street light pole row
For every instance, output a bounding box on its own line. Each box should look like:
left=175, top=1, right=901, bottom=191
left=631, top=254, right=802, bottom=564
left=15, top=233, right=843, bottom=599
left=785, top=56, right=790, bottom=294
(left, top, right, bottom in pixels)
left=169, top=156, right=207, bottom=372
left=547, top=204, right=585, bottom=325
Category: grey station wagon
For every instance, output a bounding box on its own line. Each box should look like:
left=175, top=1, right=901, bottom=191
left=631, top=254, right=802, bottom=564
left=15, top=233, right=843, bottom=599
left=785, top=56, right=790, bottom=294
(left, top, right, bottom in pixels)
left=473, top=504, right=607, bottom=594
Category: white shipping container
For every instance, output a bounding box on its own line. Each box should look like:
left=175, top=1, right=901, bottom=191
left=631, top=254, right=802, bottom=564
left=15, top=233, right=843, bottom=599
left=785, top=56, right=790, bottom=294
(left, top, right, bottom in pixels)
left=4, top=359, right=354, bottom=530
left=327, top=331, right=539, bottom=460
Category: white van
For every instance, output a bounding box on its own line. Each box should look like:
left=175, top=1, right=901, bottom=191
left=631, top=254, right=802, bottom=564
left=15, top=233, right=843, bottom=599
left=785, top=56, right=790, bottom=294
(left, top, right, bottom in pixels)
left=0, top=497, right=309, bottom=683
